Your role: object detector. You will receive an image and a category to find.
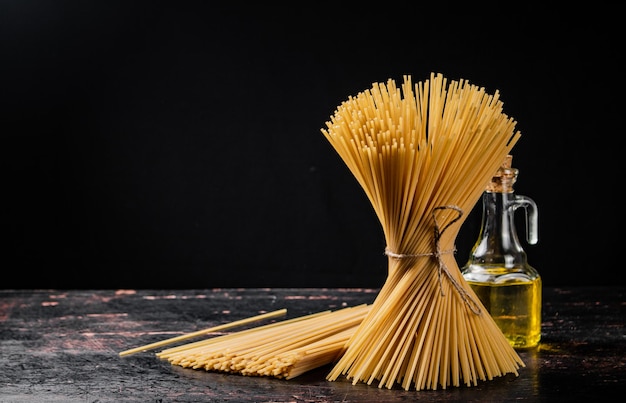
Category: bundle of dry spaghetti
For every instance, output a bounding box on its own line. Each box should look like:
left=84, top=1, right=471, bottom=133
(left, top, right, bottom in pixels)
left=321, top=72, right=525, bottom=390
left=154, top=304, right=370, bottom=380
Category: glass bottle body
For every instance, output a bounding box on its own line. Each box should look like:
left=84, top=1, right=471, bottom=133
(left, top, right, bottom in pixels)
left=462, top=191, right=541, bottom=349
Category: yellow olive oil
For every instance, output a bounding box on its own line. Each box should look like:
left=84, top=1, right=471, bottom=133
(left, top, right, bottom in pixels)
left=467, top=275, right=541, bottom=349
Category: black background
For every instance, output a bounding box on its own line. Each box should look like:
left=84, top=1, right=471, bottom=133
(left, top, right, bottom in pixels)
left=2, top=2, right=622, bottom=289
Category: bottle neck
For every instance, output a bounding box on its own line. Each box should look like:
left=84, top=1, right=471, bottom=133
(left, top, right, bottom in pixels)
left=469, top=191, right=528, bottom=267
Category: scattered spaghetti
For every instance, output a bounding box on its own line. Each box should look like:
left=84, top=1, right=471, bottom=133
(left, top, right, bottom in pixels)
left=322, top=73, right=525, bottom=390
left=119, top=309, right=288, bottom=357
left=121, top=305, right=371, bottom=380
left=157, top=304, right=370, bottom=379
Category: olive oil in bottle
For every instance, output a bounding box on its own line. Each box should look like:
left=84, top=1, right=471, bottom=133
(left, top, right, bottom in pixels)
left=461, top=155, right=541, bottom=349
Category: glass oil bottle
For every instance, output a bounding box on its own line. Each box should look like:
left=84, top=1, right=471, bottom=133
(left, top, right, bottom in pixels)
left=461, top=155, right=541, bottom=349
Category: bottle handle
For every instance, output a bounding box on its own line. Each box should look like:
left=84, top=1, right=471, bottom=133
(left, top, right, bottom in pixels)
left=512, top=195, right=539, bottom=245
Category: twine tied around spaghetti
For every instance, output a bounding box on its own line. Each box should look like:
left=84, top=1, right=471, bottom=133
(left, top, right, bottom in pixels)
left=385, top=205, right=482, bottom=315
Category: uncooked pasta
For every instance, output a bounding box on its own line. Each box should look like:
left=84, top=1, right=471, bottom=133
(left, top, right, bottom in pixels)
left=321, top=72, right=524, bottom=390
left=119, top=72, right=525, bottom=392
left=157, top=304, right=370, bottom=379
left=121, top=305, right=371, bottom=380
left=118, top=309, right=288, bottom=357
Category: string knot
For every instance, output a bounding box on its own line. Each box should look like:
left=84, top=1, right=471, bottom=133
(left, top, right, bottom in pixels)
left=384, top=205, right=482, bottom=315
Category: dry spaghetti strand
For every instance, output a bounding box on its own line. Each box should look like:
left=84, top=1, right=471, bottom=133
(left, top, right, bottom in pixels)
left=155, top=304, right=371, bottom=380
left=322, top=72, right=524, bottom=391
left=118, top=309, right=288, bottom=357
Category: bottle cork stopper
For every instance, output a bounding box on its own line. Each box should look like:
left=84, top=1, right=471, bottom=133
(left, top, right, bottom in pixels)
left=486, top=155, right=518, bottom=193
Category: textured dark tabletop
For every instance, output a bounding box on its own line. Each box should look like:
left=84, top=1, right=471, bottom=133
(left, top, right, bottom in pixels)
left=1, top=287, right=624, bottom=402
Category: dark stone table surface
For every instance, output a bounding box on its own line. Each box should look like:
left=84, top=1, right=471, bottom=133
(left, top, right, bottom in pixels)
left=1, top=287, right=624, bottom=402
